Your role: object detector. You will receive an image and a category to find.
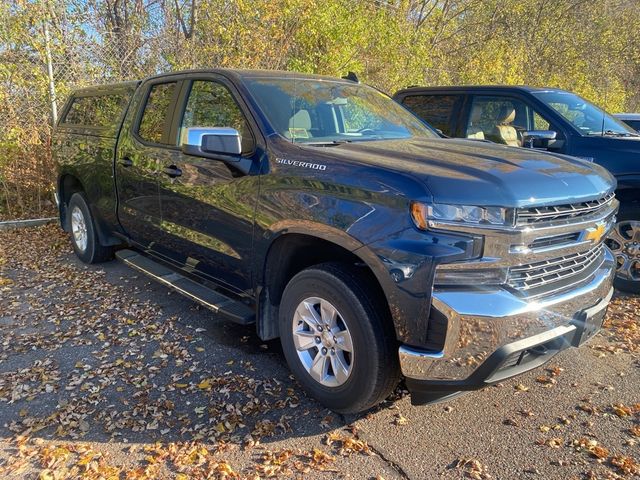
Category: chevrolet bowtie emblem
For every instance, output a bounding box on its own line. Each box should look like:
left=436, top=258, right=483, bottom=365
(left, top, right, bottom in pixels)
left=585, top=222, right=607, bottom=243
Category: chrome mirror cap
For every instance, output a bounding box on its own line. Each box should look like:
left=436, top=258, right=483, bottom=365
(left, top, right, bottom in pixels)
left=181, top=127, right=242, bottom=158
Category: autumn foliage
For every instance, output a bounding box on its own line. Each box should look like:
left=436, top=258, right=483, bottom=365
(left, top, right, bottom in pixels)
left=1, top=0, right=640, bottom=219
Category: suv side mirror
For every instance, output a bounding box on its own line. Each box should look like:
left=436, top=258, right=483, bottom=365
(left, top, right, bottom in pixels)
left=181, top=127, right=242, bottom=159
left=522, top=130, right=557, bottom=148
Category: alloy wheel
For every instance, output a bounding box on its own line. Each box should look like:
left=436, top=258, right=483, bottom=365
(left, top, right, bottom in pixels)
left=71, top=206, right=88, bottom=253
left=291, top=296, right=354, bottom=387
left=605, top=220, right=640, bottom=281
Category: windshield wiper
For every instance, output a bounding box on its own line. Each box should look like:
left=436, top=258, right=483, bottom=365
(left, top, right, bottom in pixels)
left=300, top=140, right=352, bottom=146
left=588, top=130, right=639, bottom=137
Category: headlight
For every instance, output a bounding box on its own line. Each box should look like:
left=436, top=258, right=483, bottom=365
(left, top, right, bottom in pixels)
left=434, top=266, right=508, bottom=285
left=411, top=202, right=512, bottom=229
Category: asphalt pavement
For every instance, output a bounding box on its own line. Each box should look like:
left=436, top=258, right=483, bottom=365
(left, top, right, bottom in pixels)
left=0, top=225, right=638, bottom=479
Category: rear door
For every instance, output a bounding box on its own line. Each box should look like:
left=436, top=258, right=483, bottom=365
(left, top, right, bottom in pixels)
left=156, top=74, right=263, bottom=294
left=115, top=79, right=183, bottom=249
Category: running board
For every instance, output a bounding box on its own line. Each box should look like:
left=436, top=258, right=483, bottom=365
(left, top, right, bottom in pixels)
left=116, top=249, right=255, bottom=325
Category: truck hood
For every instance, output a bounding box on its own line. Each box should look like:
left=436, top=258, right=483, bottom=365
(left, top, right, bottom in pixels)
left=303, top=138, right=616, bottom=207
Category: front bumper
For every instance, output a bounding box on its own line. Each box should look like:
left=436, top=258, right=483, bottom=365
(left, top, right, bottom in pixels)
left=400, top=248, right=615, bottom=405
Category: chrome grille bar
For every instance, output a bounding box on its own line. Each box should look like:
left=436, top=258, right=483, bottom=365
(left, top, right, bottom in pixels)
left=516, top=193, right=614, bottom=225
left=508, top=244, right=605, bottom=291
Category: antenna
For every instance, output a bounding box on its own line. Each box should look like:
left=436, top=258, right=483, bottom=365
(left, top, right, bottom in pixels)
left=342, top=72, right=359, bottom=83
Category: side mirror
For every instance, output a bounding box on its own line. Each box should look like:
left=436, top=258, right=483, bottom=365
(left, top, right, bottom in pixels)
left=181, top=127, right=242, bottom=159
left=522, top=130, right=557, bottom=148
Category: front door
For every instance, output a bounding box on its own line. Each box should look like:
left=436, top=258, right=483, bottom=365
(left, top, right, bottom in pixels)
left=157, top=76, right=263, bottom=294
left=116, top=80, right=182, bottom=249
left=464, top=95, right=566, bottom=150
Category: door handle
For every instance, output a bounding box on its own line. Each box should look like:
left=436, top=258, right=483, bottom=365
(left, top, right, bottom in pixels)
left=163, top=165, right=182, bottom=178
left=120, top=157, right=133, bottom=167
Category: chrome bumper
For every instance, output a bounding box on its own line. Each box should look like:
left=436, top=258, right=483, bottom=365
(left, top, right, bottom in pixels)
left=399, top=248, right=615, bottom=382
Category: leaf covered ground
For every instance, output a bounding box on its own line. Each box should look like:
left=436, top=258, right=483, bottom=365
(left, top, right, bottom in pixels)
left=0, top=225, right=638, bottom=479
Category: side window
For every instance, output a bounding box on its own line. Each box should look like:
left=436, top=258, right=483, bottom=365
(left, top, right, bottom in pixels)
left=467, top=96, right=531, bottom=146
left=180, top=80, right=254, bottom=154
left=622, top=119, right=640, bottom=132
left=138, top=82, right=177, bottom=144
left=62, top=94, right=128, bottom=129
left=63, top=97, right=95, bottom=125
left=400, top=95, right=461, bottom=136
left=533, top=111, right=550, bottom=130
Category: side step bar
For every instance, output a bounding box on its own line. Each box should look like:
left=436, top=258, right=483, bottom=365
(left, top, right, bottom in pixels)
left=116, top=249, right=255, bottom=325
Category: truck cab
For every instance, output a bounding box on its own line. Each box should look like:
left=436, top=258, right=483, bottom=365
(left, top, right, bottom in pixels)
left=394, top=86, right=640, bottom=293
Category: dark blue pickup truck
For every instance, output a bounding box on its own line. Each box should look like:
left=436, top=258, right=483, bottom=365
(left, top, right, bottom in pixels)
left=54, top=70, right=617, bottom=412
left=394, top=86, right=640, bottom=294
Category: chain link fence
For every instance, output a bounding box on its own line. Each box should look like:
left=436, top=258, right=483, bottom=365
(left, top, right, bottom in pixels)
left=0, top=26, right=152, bottom=219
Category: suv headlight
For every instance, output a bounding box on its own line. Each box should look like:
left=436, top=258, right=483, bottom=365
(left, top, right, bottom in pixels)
left=410, top=202, right=513, bottom=229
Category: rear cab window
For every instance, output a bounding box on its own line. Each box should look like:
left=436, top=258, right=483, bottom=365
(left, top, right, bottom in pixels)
left=399, top=94, right=463, bottom=136
left=59, top=88, right=133, bottom=136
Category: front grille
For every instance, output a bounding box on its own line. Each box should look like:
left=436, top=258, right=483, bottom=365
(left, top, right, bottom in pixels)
left=527, top=232, right=580, bottom=250
left=507, top=244, right=605, bottom=293
left=516, top=193, right=614, bottom=226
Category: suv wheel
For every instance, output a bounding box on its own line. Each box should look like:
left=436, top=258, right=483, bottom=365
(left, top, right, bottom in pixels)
left=67, top=192, right=113, bottom=264
left=606, top=203, right=640, bottom=294
left=279, top=263, right=399, bottom=413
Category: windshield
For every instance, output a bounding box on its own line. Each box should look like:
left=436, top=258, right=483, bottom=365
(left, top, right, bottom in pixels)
left=243, top=77, right=438, bottom=143
left=532, top=91, right=637, bottom=137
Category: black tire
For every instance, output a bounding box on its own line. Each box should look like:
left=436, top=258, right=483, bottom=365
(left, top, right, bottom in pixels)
left=67, top=192, right=113, bottom=264
left=279, top=262, right=400, bottom=413
left=607, top=202, right=640, bottom=294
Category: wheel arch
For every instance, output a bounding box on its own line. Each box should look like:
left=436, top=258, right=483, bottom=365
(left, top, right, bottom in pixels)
left=57, top=173, right=85, bottom=231
left=57, top=172, right=121, bottom=247
left=256, top=227, right=395, bottom=342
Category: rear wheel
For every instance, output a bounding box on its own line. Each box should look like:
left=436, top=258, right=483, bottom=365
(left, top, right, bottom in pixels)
left=605, top=203, right=640, bottom=294
left=67, top=192, right=113, bottom=264
left=279, top=263, right=399, bottom=413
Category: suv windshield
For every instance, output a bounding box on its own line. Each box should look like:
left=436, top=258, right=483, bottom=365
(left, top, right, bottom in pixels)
left=532, top=91, right=637, bottom=137
left=243, top=77, right=437, bottom=143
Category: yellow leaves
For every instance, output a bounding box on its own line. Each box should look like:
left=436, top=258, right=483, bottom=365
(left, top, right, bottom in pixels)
left=0, top=276, right=14, bottom=286
left=40, top=445, right=70, bottom=469
left=38, top=469, right=62, bottom=480
left=574, top=438, right=609, bottom=460
left=394, top=413, right=408, bottom=426
left=611, top=454, right=639, bottom=475
left=174, top=383, right=188, bottom=388
left=453, top=458, right=492, bottom=480
left=210, top=461, right=237, bottom=477
left=536, top=437, right=563, bottom=448
left=197, top=379, right=212, bottom=390
left=325, top=432, right=371, bottom=456
left=514, top=383, right=529, bottom=392
left=612, top=403, right=632, bottom=417
left=535, top=375, right=556, bottom=386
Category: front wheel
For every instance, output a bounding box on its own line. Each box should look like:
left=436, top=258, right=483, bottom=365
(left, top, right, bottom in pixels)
left=605, top=203, right=640, bottom=294
left=279, top=263, right=400, bottom=413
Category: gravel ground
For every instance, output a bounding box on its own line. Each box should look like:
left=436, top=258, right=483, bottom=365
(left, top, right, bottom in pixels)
left=0, top=224, right=638, bottom=480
